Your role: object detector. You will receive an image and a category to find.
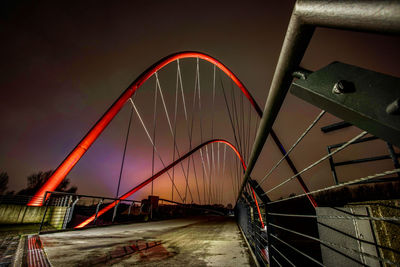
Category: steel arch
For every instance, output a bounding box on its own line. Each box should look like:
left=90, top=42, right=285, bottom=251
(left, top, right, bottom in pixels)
left=75, top=139, right=253, bottom=228
left=28, top=51, right=315, bottom=208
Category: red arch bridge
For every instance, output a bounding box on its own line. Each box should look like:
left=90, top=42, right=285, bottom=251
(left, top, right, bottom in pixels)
left=2, top=1, right=400, bottom=266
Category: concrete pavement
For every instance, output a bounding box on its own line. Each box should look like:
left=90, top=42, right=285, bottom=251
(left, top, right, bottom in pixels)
left=40, top=215, right=252, bottom=266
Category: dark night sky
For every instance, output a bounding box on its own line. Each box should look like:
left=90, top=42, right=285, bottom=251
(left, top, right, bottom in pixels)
left=1, top=0, right=399, bottom=203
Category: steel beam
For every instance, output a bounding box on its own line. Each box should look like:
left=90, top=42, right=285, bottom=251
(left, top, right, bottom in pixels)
left=291, top=62, right=400, bottom=146
left=321, top=121, right=352, bottom=133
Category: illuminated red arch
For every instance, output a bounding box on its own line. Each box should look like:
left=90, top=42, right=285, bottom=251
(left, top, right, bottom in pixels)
left=28, top=52, right=262, bottom=206
left=28, top=51, right=316, bottom=209
left=75, top=139, right=249, bottom=228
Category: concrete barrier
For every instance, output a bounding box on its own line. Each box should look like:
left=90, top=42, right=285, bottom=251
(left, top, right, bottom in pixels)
left=317, top=200, right=400, bottom=267
left=0, top=204, right=68, bottom=229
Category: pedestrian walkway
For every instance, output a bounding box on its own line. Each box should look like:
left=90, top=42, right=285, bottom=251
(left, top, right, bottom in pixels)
left=40, top=216, right=252, bottom=266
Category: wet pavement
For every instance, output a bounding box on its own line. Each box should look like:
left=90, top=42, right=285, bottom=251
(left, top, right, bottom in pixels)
left=0, top=236, right=20, bottom=266
left=40, top=216, right=252, bottom=266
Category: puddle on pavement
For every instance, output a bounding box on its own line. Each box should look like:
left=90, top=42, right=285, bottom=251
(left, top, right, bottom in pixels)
left=83, top=239, right=176, bottom=266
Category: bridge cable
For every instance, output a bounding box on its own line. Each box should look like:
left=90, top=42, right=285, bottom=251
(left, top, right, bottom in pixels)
left=222, top=143, right=226, bottom=177
left=240, top=86, right=245, bottom=163
left=264, top=131, right=367, bottom=195
left=217, top=142, right=221, bottom=203
left=211, top=64, right=216, bottom=203
left=219, top=71, right=241, bottom=171
left=267, top=168, right=400, bottom=205
left=220, top=71, right=240, bottom=156
left=219, top=71, right=243, bottom=200
left=176, top=60, right=201, bottom=204
left=270, top=233, right=323, bottom=266
left=229, top=76, right=245, bottom=196
left=229, top=156, right=237, bottom=197
left=155, top=72, right=194, bottom=203
left=190, top=61, right=207, bottom=204
left=257, top=110, right=326, bottom=187
left=196, top=58, right=210, bottom=204
left=271, top=255, right=283, bottom=267
left=270, top=244, right=296, bottom=267
left=230, top=78, right=243, bottom=161
left=269, top=222, right=397, bottom=266
left=194, top=58, right=208, bottom=203
left=174, top=61, right=188, bottom=203
left=184, top=59, right=203, bottom=204
left=151, top=72, right=158, bottom=197
left=268, top=212, right=400, bottom=223
left=128, top=98, right=184, bottom=202
left=195, top=60, right=213, bottom=203
left=195, top=58, right=210, bottom=204
left=115, top=104, right=134, bottom=198
left=246, top=100, right=252, bottom=164
left=174, top=64, right=191, bottom=203
left=172, top=70, right=178, bottom=201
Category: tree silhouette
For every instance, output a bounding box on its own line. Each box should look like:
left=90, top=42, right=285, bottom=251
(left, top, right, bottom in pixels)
left=0, top=172, right=9, bottom=195
left=18, top=170, right=77, bottom=196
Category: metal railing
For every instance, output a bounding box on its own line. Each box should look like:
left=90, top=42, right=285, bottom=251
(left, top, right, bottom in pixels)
left=0, top=191, right=231, bottom=235
left=38, top=191, right=142, bottom=232
left=236, top=0, right=400, bottom=266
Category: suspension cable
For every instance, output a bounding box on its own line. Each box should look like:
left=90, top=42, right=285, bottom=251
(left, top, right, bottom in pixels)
left=151, top=75, right=158, bottom=197
left=264, top=131, right=368, bottom=195
left=269, top=223, right=398, bottom=266
left=240, top=88, right=245, bottom=163
left=173, top=69, right=179, bottom=201
left=267, top=168, right=400, bottom=205
left=257, top=110, right=326, bottom=187
left=175, top=61, right=195, bottom=203
left=229, top=156, right=237, bottom=197
left=193, top=58, right=209, bottom=203
left=115, top=105, right=134, bottom=198
left=246, top=101, right=252, bottom=164
left=270, top=234, right=324, bottom=266
left=177, top=59, right=201, bottom=204
left=220, top=71, right=241, bottom=166
left=271, top=245, right=296, bottom=267
left=230, top=77, right=243, bottom=158
left=155, top=72, right=194, bottom=202
left=267, top=212, right=400, bottom=222
left=223, top=145, right=227, bottom=177
left=128, top=98, right=184, bottom=202
left=271, top=255, right=283, bottom=267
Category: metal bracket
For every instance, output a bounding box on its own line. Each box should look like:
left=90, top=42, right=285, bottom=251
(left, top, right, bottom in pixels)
left=290, top=62, right=400, bottom=147
left=248, top=178, right=270, bottom=204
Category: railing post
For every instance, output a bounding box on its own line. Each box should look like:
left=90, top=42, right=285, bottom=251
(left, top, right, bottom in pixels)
left=67, top=197, right=79, bottom=226
left=93, top=198, right=103, bottom=224
left=63, top=196, right=68, bottom=207
left=387, top=142, right=400, bottom=178
left=261, top=201, right=272, bottom=266
left=112, top=200, right=120, bottom=223
left=327, top=146, right=339, bottom=185
left=128, top=201, right=134, bottom=216
left=39, top=192, right=50, bottom=233
left=150, top=203, right=153, bottom=220
left=62, top=195, right=73, bottom=229
left=248, top=179, right=272, bottom=266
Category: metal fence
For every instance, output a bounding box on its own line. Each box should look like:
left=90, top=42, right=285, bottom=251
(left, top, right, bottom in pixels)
left=37, top=191, right=143, bottom=232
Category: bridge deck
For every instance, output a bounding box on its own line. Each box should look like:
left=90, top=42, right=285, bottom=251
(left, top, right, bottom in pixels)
left=40, top=215, right=252, bottom=266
